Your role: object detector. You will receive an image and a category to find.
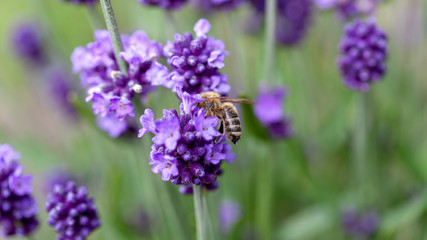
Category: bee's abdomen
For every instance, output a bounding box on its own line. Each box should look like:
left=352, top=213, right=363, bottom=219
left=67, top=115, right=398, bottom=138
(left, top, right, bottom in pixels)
left=223, top=104, right=241, bottom=145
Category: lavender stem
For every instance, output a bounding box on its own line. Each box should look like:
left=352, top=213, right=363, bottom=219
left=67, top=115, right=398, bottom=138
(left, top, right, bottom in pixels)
left=353, top=93, right=368, bottom=193
left=193, top=185, right=206, bottom=240
left=99, top=0, right=128, bottom=75
left=264, top=0, right=277, bottom=82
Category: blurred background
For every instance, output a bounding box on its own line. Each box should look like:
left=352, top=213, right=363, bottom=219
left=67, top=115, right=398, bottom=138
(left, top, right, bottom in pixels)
left=1, top=0, right=427, bottom=239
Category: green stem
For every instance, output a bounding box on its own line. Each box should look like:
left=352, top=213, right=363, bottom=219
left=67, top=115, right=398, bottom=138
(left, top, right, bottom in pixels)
left=194, top=185, right=206, bottom=240
left=202, top=193, right=216, bottom=240
left=353, top=93, right=368, bottom=198
left=264, top=0, right=277, bottom=82
left=99, top=0, right=128, bottom=75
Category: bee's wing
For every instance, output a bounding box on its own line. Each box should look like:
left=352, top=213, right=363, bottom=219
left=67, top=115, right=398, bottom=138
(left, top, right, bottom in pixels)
left=205, top=97, right=255, bottom=104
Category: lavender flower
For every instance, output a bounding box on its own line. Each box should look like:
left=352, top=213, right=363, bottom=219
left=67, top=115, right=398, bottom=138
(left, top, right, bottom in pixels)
left=0, top=144, right=39, bottom=237
left=137, top=0, right=188, bottom=10
left=247, top=0, right=312, bottom=46
left=162, top=19, right=231, bottom=94
left=60, top=0, right=97, bottom=5
left=46, top=181, right=100, bottom=240
left=72, top=30, right=166, bottom=137
left=337, top=18, right=388, bottom=92
left=96, top=113, right=131, bottom=138
left=219, top=200, right=242, bottom=233
left=11, top=22, right=45, bottom=65
left=138, top=87, right=235, bottom=192
left=341, top=208, right=380, bottom=239
left=254, top=85, right=293, bottom=139
left=192, top=0, right=244, bottom=12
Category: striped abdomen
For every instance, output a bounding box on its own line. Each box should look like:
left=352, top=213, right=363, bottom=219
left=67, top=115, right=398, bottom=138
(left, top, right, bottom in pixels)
left=222, top=103, right=241, bottom=145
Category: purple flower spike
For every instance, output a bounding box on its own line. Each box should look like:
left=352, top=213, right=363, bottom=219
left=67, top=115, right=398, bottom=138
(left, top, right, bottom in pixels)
left=46, top=182, right=100, bottom=240
left=0, top=144, right=39, bottom=237
left=11, top=22, right=45, bottom=66
left=72, top=30, right=166, bottom=137
left=337, top=18, right=388, bottom=92
left=219, top=200, right=242, bottom=233
left=137, top=0, right=188, bottom=10
left=163, top=19, right=230, bottom=94
left=139, top=90, right=234, bottom=192
left=254, top=85, right=294, bottom=139
left=341, top=208, right=380, bottom=239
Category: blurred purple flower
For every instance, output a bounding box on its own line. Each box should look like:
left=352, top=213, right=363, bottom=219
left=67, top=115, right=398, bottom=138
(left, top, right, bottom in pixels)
left=337, top=18, right=388, bottom=92
left=138, top=87, right=235, bottom=192
left=11, top=22, right=45, bottom=66
left=314, top=0, right=381, bottom=20
left=192, top=0, right=244, bottom=12
left=219, top=200, right=242, bottom=233
left=137, top=0, right=188, bottom=10
left=247, top=0, right=312, bottom=46
left=47, top=68, right=78, bottom=118
left=46, top=181, right=101, bottom=240
left=341, top=208, right=380, bottom=239
left=163, top=19, right=231, bottom=94
left=0, top=144, right=39, bottom=237
left=254, top=85, right=294, bottom=139
left=60, top=0, right=97, bottom=5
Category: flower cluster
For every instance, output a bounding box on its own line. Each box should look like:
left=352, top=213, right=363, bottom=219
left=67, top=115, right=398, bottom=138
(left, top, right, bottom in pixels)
left=47, top=68, right=78, bottom=118
left=337, top=19, right=388, bottom=92
left=11, top=22, right=45, bottom=66
left=46, top=181, right=100, bottom=240
left=137, top=0, right=188, bottom=10
left=0, top=144, right=39, bottom=237
left=138, top=87, right=235, bottom=192
left=254, top=85, right=293, bottom=139
left=192, top=0, right=244, bottom=12
left=314, top=0, right=381, bottom=20
left=60, top=0, right=97, bottom=5
left=341, top=208, right=380, bottom=239
left=71, top=30, right=165, bottom=137
left=248, top=0, right=312, bottom=46
left=163, top=19, right=231, bottom=94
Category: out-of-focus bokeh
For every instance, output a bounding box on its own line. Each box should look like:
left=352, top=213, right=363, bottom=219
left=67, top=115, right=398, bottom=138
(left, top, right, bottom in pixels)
left=1, top=0, right=427, bottom=239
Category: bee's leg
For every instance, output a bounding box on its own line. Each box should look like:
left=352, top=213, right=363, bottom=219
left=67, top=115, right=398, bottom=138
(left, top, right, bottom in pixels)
left=213, top=121, right=224, bottom=144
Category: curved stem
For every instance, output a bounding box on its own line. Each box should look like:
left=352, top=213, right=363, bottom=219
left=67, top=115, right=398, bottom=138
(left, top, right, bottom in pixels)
left=193, top=185, right=206, bottom=240
left=264, top=0, right=277, bottom=82
left=99, top=0, right=128, bottom=75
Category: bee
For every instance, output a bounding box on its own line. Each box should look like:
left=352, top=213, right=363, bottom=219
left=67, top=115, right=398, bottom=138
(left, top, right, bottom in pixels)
left=198, top=91, right=254, bottom=145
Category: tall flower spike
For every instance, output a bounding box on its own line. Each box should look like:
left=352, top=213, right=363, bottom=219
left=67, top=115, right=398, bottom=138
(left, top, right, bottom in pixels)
left=337, top=18, right=388, bottom=92
left=254, top=85, right=294, bottom=139
left=138, top=87, right=235, bottom=192
left=137, top=0, right=188, bottom=10
left=162, top=19, right=231, bottom=94
left=0, top=144, right=39, bottom=237
left=46, top=181, right=101, bottom=240
left=71, top=30, right=166, bottom=137
left=11, top=22, right=45, bottom=66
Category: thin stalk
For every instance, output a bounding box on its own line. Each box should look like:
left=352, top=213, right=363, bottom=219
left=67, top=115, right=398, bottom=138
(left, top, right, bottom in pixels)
left=99, top=0, right=128, bottom=74
left=353, top=93, right=369, bottom=197
left=263, top=0, right=277, bottom=82
left=165, top=10, right=179, bottom=38
left=202, top=193, right=216, bottom=240
left=193, top=185, right=206, bottom=240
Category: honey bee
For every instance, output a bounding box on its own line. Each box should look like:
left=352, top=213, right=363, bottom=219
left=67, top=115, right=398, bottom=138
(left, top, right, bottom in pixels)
left=198, top=92, right=254, bottom=145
